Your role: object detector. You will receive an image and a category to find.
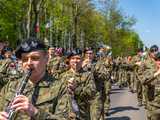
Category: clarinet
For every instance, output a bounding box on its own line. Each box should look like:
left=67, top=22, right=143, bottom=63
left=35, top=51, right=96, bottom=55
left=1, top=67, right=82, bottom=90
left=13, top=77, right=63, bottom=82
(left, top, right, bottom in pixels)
left=6, top=69, right=32, bottom=120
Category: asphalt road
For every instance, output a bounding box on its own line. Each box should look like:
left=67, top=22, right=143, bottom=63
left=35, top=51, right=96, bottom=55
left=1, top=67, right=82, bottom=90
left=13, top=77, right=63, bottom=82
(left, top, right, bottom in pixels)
left=106, top=84, right=147, bottom=120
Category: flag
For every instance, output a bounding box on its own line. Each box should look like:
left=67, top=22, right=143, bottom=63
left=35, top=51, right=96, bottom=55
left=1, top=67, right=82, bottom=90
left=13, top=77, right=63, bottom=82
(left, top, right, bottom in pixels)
left=35, top=22, right=40, bottom=33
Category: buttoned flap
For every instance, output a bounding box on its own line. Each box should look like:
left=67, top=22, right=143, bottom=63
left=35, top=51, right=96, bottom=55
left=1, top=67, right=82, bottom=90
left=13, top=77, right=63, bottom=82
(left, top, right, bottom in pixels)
left=35, top=88, right=53, bottom=105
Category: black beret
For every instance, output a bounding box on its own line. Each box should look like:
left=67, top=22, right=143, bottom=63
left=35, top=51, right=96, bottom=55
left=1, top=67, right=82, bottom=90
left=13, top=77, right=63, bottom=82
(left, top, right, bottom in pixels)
left=150, top=45, right=159, bottom=53
left=15, top=37, right=47, bottom=59
left=83, top=47, right=93, bottom=54
left=1, top=47, right=13, bottom=55
left=137, top=48, right=143, bottom=52
left=67, top=48, right=82, bottom=59
left=3, top=47, right=13, bottom=52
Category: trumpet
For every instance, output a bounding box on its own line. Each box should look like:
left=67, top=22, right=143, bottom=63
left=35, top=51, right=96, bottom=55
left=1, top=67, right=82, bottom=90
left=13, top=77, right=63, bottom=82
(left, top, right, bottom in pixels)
left=5, top=69, right=32, bottom=120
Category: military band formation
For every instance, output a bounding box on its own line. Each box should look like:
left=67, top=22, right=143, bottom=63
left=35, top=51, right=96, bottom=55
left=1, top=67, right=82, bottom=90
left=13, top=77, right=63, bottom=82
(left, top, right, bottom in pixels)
left=0, top=37, right=159, bottom=120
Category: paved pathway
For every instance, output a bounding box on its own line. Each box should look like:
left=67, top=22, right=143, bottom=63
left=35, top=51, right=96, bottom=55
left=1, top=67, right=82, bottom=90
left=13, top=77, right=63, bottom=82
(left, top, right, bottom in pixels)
left=106, top=84, right=147, bottom=120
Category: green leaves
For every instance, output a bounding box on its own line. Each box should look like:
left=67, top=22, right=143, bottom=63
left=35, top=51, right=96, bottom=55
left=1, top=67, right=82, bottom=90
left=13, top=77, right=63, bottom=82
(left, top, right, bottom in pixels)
left=0, top=0, right=143, bottom=56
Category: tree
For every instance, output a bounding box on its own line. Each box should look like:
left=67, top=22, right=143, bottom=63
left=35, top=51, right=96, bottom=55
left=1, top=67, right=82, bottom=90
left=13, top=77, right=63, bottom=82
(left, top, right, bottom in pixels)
left=0, top=0, right=143, bottom=56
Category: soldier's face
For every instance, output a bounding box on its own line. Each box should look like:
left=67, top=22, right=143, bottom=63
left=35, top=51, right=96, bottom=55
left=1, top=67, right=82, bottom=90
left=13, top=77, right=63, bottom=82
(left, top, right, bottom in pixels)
left=69, top=55, right=82, bottom=71
left=48, top=48, right=54, bottom=56
left=85, top=50, right=94, bottom=60
left=138, top=52, right=143, bottom=56
left=21, top=50, right=48, bottom=80
left=4, top=51, right=12, bottom=58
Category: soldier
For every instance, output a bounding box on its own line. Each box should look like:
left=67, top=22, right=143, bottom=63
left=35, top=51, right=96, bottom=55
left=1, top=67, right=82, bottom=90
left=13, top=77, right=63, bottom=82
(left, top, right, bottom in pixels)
left=96, top=45, right=112, bottom=117
left=0, top=47, right=21, bottom=90
left=82, top=48, right=105, bottom=119
left=56, top=49, right=98, bottom=120
left=48, top=46, right=55, bottom=61
left=131, top=48, right=144, bottom=106
left=82, top=48, right=96, bottom=71
left=125, top=56, right=135, bottom=93
left=47, top=47, right=66, bottom=78
left=119, top=57, right=128, bottom=88
left=140, top=45, right=159, bottom=120
left=0, top=38, right=73, bottom=120
left=148, top=52, right=160, bottom=120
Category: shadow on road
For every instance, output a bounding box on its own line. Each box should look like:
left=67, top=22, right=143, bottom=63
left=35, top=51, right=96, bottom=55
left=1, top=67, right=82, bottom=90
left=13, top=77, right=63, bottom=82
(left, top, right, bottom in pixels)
left=106, top=116, right=131, bottom=120
left=111, top=88, right=123, bottom=91
left=110, top=91, right=122, bottom=94
left=109, top=106, right=139, bottom=115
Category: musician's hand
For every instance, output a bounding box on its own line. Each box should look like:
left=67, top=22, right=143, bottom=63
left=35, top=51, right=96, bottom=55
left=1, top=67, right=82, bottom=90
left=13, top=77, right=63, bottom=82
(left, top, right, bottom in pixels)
left=154, top=69, right=160, bottom=77
left=135, top=61, right=142, bottom=66
left=82, top=60, right=88, bottom=67
left=0, top=111, right=8, bottom=120
left=11, top=95, right=38, bottom=117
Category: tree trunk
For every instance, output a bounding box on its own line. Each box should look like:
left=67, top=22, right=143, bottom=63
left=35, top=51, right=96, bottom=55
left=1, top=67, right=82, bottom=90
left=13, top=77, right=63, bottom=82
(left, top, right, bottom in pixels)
left=32, top=0, right=44, bottom=38
left=26, top=0, right=32, bottom=38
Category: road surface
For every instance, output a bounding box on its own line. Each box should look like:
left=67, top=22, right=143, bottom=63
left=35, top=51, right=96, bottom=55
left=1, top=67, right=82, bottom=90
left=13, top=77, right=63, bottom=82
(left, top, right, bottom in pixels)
left=106, top=84, right=147, bottom=120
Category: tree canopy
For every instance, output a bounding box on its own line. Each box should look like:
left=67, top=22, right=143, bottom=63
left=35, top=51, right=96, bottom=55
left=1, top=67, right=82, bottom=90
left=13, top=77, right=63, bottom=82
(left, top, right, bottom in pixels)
left=0, top=0, right=143, bottom=56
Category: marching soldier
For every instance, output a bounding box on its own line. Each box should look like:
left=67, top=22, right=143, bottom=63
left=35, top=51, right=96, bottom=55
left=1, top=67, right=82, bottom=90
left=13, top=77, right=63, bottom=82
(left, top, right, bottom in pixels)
left=0, top=38, right=74, bottom=120
left=96, top=45, right=112, bottom=118
left=126, top=56, right=136, bottom=93
left=140, top=45, right=159, bottom=120
left=147, top=52, right=160, bottom=120
left=82, top=48, right=105, bottom=120
left=0, top=47, right=22, bottom=90
left=131, top=48, right=144, bottom=106
left=47, top=47, right=66, bottom=78
left=56, top=49, right=99, bottom=120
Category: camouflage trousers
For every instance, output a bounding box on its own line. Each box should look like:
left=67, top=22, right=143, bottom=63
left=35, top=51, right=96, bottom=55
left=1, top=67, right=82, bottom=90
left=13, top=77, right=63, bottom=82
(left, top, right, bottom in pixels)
left=136, top=80, right=143, bottom=104
left=147, top=95, right=160, bottom=120
left=127, top=71, right=136, bottom=92
left=118, top=70, right=127, bottom=88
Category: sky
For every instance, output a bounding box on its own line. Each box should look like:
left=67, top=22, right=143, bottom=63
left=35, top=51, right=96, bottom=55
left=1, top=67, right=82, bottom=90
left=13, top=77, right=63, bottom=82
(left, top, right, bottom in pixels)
left=118, top=0, right=160, bottom=47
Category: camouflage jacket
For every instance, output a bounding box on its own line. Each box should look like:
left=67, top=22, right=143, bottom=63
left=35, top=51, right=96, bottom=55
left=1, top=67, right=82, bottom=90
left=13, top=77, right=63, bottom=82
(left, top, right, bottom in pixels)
left=55, top=69, right=97, bottom=120
left=0, top=59, right=22, bottom=90
left=0, top=72, right=67, bottom=120
left=47, top=56, right=67, bottom=78
left=140, top=56, right=157, bottom=85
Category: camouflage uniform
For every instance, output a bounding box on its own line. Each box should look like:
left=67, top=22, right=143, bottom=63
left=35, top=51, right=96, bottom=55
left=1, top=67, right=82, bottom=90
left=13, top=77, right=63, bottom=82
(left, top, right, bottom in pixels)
left=131, top=55, right=143, bottom=106
left=140, top=56, right=157, bottom=120
left=82, top=59, right=105, bottom=120
left=0, top=72, right=68, bottom=120
left=142, top=56, right=155, bottom=107
left=117, top=57, right=125, bottom=88
left=94, top=58, right=111, bottom=119
left=125, top=58, right=136, bottom=93
left=47, top=56, right=67, bottom=79
left=120, top=58, right=129, bottom=88
left=103, top=57, right=112, bottom=114
left=56, top=69, right=98, bottom=120
left=0, top=58, right=22, bottom=90
left=148, top=74, right=160, bottom=120
left=112, top=57, right=120, bottom=84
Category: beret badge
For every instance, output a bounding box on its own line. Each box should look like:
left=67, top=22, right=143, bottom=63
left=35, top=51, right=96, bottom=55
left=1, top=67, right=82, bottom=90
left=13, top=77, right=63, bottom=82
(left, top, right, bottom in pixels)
left=21, top=42, right=30, bottom=52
